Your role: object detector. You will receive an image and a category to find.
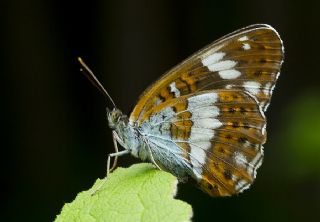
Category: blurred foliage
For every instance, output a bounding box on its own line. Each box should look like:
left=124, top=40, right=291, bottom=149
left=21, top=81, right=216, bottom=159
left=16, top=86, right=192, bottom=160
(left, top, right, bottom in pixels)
left=281, top=91, right=320, bottom=176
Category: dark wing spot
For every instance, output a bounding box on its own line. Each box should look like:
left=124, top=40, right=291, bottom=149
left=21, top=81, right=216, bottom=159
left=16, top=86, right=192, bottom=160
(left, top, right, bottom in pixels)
left=158, top=94, right=166, bottom=101
left=232, top=94, right=239, bottom=100
left=240, top=107, right=246, bottom=114
left=229, top=107, right=236, bottom=113
left=232, top=122, right=239, bottom=128
left=243, top=123, right=250, bottom=129
left=172, top=106, right=177, bottom=113
left=238, top=137, right=247, bottom=143
left=260, top=58, right=267, bottom=63
left=219, top=147, right=225, bottom=153
left=179, top=77, right=191, bottom=93
left=255, top=70, right=262, bottom=77
left=223, top=170, right=232, bottom=180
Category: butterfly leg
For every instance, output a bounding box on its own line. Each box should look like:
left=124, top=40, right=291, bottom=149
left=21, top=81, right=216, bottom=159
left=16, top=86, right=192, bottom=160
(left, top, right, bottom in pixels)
left=108, top=131, right=121, bottom=172
left=91, top=149, right=129, bottom=195
left=144, top=139, right=162, bottom=171
left=107, top=131, right=131, bottom=175
left=90, top=132, right=130, bottom=195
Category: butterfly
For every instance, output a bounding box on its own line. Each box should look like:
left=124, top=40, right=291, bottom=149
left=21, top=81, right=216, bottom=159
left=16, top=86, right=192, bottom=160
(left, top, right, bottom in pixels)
left=78, top=24, right=284, bottom=197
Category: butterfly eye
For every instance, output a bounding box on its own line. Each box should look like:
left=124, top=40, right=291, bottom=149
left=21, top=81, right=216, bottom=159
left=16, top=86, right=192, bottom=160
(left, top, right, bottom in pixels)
left=107, top=110, right=116, bottom=129
left=107, top=109, right=123, bottom=129
left=112, top=113, right=117, bottom=122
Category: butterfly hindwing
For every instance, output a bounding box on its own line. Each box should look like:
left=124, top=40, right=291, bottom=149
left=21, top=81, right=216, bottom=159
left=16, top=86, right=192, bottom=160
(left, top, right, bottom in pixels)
left=130, top=24, right=283, bottom=125
left=139, top=90, right=266, bottom=196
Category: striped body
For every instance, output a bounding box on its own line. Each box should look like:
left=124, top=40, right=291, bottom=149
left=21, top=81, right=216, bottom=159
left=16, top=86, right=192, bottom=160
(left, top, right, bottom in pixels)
left=108, top=24, right=284, bottom=196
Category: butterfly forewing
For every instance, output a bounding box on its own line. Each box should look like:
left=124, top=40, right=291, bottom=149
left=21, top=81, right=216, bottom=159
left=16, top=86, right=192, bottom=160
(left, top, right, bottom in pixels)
left=128, top=24, right=283, bottom=196
left=130, top=24, right=283, bottom=125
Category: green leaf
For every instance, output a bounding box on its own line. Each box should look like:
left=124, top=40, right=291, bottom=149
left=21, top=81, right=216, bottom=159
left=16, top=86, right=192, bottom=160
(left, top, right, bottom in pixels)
left=55, top=163, right=193, bottom=222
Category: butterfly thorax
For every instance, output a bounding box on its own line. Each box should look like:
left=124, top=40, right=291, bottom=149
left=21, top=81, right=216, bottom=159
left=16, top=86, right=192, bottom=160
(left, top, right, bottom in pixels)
left=107, top=108, right=148, bottom=159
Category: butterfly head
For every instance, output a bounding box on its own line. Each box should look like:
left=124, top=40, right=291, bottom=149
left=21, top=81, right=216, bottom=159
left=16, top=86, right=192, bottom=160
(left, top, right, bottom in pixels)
left=107, top=107, right=126, bottom=129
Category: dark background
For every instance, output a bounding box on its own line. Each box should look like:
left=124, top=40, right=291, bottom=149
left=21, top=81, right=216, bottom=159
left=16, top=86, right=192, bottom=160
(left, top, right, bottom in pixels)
left=2, top=0, right=320, bottom=221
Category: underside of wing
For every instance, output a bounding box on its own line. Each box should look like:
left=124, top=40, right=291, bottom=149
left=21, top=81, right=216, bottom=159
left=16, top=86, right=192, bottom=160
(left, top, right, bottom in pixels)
left=139, top=90, right=266, bottom=196
left=130, top=24, right=284, bottom=125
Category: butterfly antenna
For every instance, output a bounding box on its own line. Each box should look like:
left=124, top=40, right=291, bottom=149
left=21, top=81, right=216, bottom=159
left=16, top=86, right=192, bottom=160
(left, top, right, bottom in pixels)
left=78, top=57, right=116, bottom=108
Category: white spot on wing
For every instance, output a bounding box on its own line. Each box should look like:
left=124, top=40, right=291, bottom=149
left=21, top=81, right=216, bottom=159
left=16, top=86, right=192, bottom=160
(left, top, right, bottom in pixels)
left=169, top=82, right=180, bottom=97
left=243, top=140, right=251, bottom=148
left=235, top=180, right=246, bottom=189
left=191, top=168, right=202, bottom=180
left=235, top=179, right=250, bottom=192
left=238, top=36, right=249, bottom=41
left=189, top=128, right=214, bottom=142
left=206, top=60, right=237, bottom=72
left=231, top=174, right=238, bottom=182
left=190, top=142, right=209, bottom=180
left=234, top=152, right=247, bottom=168
left=155, top=97, right=162, bottom=105
left=201, top=43, right=226, bottom=59
left=193, top=118, right=222, bottom=129
left=189, top=106, right=220, bottom=118
left=187, top=91, right=222, bottom=180
left=263, top=82, right=272, bottom=95
left=225, top=84, right=233, bottom=89
left=242, top=43, right=251, bottom=50
left=197, top=141, right=211, bottom=150
left=218, top=69, right=241, bottom=79
left=243, top=81, right=261, bottom=95
left=201, top=52, right=225, bottom=66
left=188, top=92, right=218, bottom=109
left=147, top=107, right=176, bottom=128
left=190, top=140, right=213, bottom=180
left=190, top=147, right=206, bottom=169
